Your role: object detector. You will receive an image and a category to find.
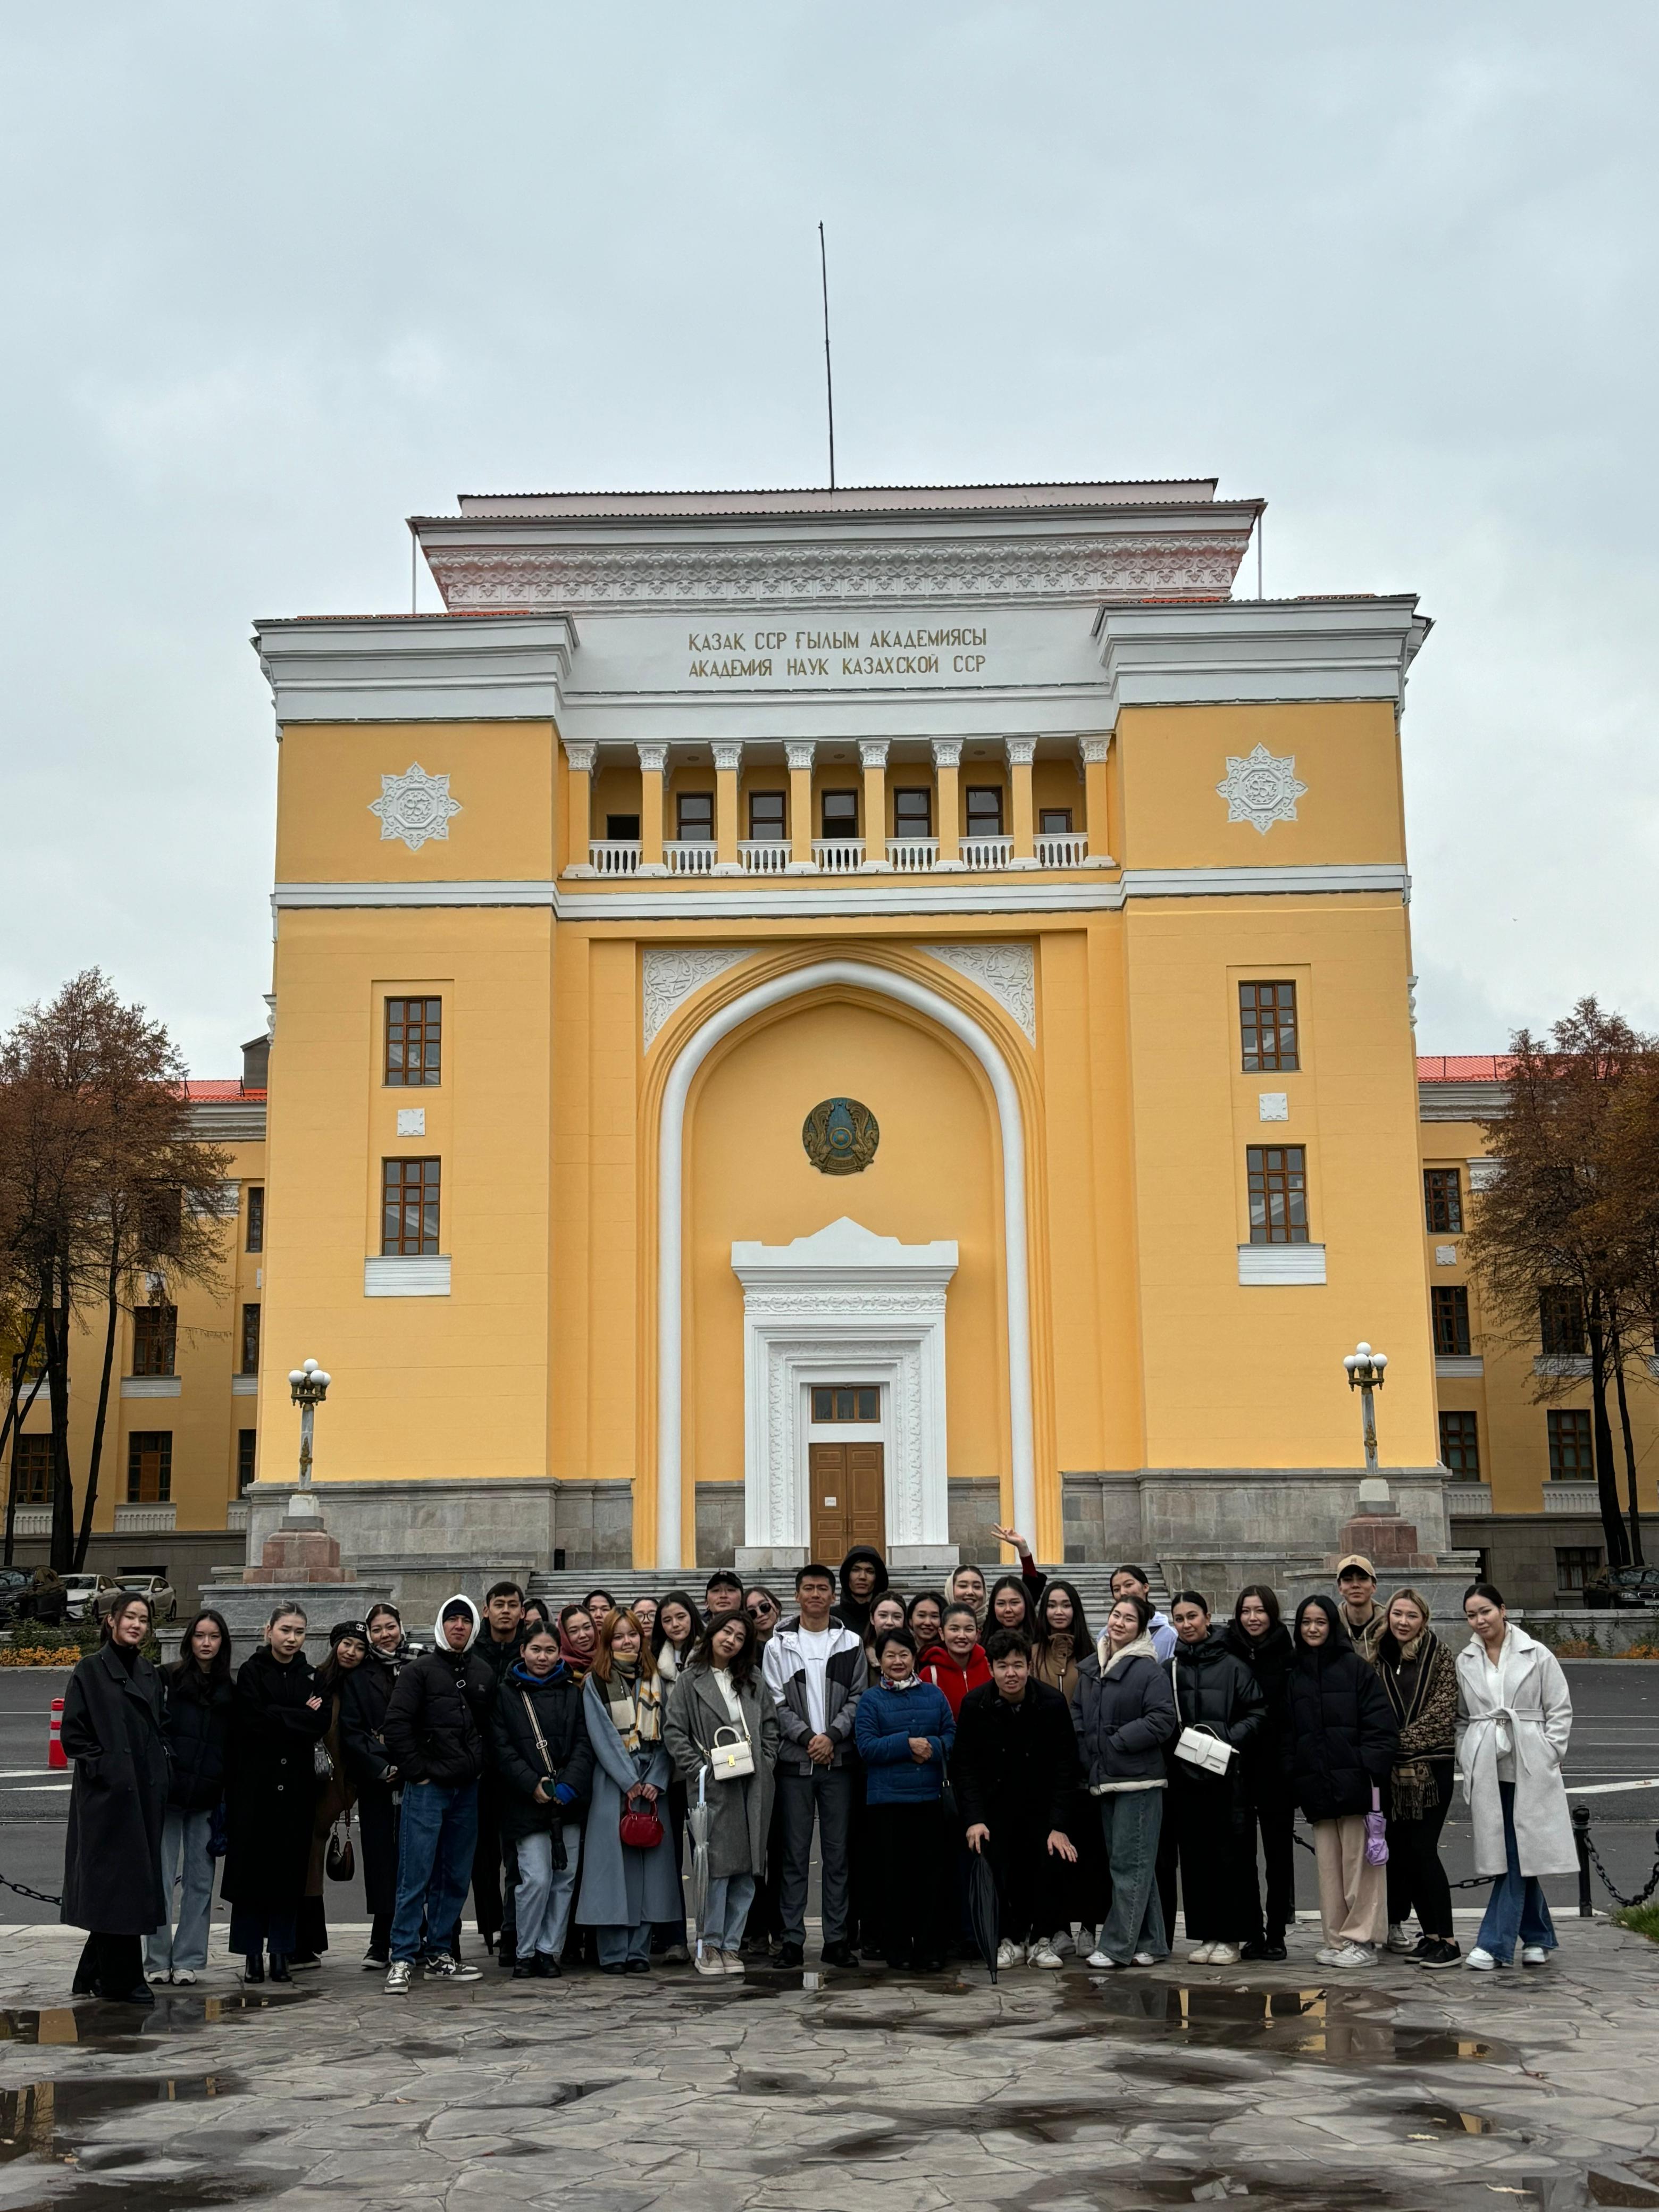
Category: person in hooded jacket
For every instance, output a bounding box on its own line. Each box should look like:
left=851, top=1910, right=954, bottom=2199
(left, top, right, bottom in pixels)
left=222, top=1604, right=331, bottom=1985
left=1285, top=1594, right=1398, bottom=1968
left=62, top=1589, right=170, bottom=2005
left=919, top=1603, right=992, bottom=1717
left=831, top=1544, right=890, bottom=1640
left=1160, top=1591, right=1266, bottom=1966
left=490, top=1618, right=596, bottom=1977
left=340, top=1601, right=414, bottom=1968
left=1070, top=1592, right=1178, bottom=1968
left=145, top=1610, right=235, bottom=1985
left=1225, top=1585, right=1297, bottom=1960
left=380, top=1595, right=495, bottom=1992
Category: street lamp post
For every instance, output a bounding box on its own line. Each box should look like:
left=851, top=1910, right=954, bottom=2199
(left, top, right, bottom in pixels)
left=287, top=1356, right=331, bottom=1519
left=1342, top=1341, right=1388, bottom=1478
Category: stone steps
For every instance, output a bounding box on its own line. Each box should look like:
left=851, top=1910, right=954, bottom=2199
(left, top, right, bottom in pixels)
left=526, top=1559, right=1172, bottom=1618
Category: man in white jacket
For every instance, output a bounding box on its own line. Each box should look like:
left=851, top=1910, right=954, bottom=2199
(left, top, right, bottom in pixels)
left=762, top=1564, right=866, bottom=1970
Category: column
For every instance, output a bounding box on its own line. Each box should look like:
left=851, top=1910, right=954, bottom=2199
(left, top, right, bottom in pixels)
left=1006, top=736, right=1036, bottom=867
left=1079, top=734, right=1113, bottom=865
left=931, top=738, right=962, bottom=868
left=637, top=742, right=667, bottom=874
left=859, top=739, right=890, bottom=870
left=785, top=739, right=816, bottom=872
left=563, top=742, right=596, bottom=875
left=713, top=740, right=743, bottom=873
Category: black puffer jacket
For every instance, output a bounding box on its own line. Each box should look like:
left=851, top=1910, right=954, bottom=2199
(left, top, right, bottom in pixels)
left=1224, top=1619, right=1296, bottom=1805
left=952, top=1679, right=1079, bottom=1835
left=382, top=1598, right=495, bottom=1788
left=160, top=1663, right=235, bottom=1811
left=1284, top=1599, right=1398, bottom=1821
left=1069, top=1633, right=1178, bottom=1787
left=339, top=1646, right=410, bottom=1787
left=489, top=1662, right=597, bottom=1841
left=1168, top=1632, right=1266, bottom=1789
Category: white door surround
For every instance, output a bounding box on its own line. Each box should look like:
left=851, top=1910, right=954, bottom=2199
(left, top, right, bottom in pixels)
left=653, top=957, right=1037, bottom=1570
left=731, top=1218, right=957, bottom=1554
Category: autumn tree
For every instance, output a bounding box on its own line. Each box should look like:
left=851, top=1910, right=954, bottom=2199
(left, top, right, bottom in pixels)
left=0, top=972, right=230, bottom=1569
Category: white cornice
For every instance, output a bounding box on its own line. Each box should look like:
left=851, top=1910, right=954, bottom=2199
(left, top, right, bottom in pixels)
left=253, top=615, right=576, bottom=726
left=1419, top=1082, right=1509, bottom=1122
left=1097, top=598, right=1430, bottom=724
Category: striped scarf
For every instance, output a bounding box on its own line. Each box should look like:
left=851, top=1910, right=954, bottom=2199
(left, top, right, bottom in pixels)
left=597, top=1657, right=661, bottom=1752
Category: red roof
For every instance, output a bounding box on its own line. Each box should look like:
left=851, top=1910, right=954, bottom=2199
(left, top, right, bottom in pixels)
left=1417, top=1055, right=1513, bottom=1083
left=186, top=1080, right=266, bottom=1102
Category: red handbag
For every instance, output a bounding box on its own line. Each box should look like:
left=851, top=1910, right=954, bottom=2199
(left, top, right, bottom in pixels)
left=618, top=1804, right=664, bottom=1850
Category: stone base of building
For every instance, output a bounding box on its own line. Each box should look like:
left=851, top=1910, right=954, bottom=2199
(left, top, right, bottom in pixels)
left=1061, top=1466, right=1461, bottom=1564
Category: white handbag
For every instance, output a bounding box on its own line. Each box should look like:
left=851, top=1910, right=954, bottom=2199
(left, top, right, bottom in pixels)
left=708, top=1722, right=755, bottom=1781
left=1170, top=1660, right=1235, bottom=1777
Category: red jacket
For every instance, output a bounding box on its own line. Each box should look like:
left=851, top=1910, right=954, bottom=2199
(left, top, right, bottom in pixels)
left=918, top=1641, right=991, bottom=1718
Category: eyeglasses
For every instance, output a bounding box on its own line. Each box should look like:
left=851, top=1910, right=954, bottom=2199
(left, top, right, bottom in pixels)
left=745, top=1602, right=776, bottom=1619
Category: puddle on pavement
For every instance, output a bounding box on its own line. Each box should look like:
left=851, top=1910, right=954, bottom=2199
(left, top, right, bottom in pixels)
left=0, top=2073, right=240, bottom=2162
left=1051, top=1983, right=1513, bottom=2066
left=0, top=1990, right=315, bottom=2047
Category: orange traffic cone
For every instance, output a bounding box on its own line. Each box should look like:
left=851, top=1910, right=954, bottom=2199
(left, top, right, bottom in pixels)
left=48, top=1698, right=66, bottom=1770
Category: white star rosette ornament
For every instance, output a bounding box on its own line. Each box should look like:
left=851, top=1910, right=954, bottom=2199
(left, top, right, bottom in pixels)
left=1216, top=744, right=1308, bottom=835
left=369, top=764, right=462, bottom=851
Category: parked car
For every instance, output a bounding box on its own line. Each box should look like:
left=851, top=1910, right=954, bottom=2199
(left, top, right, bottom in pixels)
left=1583, top=1566, right=1659, bottom=1610
left=0, top=1569, right=33, bottom=1624
left=95, top=1572, right=177, bottom=1623
left=62, top=1572, right=119, bottom=1622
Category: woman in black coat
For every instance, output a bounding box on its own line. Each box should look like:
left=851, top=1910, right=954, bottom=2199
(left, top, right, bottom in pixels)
left=1285, top=1594, right=1398, bottom=1968
left=145, top=1610, right=234, bottom=1985
left=489, top=1621, right=597, bottom=1976
left=220, top=1603, right=329, bottom=1984
left=1161, top=1591, right=1265, bottom=1965
left=1225, top=1583, right=1297, bottom=1960
left=339, top=1601, right=415, bottom=1967
left=61, top=1590, right=170, bottom=2004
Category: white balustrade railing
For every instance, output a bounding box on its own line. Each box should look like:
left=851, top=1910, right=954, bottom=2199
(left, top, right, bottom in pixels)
left=960, top=835, right=1015, bottom=870
left=739, top=841, right=790, bottom=874
left=812, top=839, right=865, bottom=872
left=664, top=841, right=716, bottom=875
left=589, top=840, right=641, bottom=876
left=115, top=1503, right=177, bottom=1534
left=885, top=837, right=939, bottom=872
left=1034, top=831, right=1088, bottom=867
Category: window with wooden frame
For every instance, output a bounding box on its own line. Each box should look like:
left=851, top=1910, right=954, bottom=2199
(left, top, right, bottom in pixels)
left=382, top=1158, right=441, bottom=1256
left=131, top=1304, right=177, bottom=1377
left=385, top=997, right=441, bottom=1087
left=1038, top=808, right=1073, bottom=835
left=1239, top=981, right=1298, bottom=1073
left=892, top=788, right=932, bottom=837
left=15, top=1434, right=51, bottom=1504
left=1539, top=1286, right=1587, bottom=1356
left=1555, top=1546, right=1602, bottom=1592
left=1423, top=1168, right=1463, bottom=1234
left=811, top=1386, right=879, bottom=1422
left=127, top=1431, right=172, bottom=1504
left=1430, top=1285, right=1471, bottom=1356
left=1246, top=1145, right=1309, bottom=1244
left=965, top=785, right=1004, bottom=836
left=820, top=788, right=858, bottom=837
left=237, top=1429, right=257, bottom=1492
left=676, top=790, right=714, bottom=841
left=1547, top=1407, right=1594, bottom=1480
left=239, top=1303, right=261, bottom=1377
left=747, top=790, right=786, bottom=840
left=246, top=1185, right=265, bottom=1252
left=1439, top=1409, right=1481, bottom=1477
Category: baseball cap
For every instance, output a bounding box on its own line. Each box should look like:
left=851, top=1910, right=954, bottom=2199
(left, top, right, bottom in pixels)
left=1335, top=1554, right=1376, bottom=1579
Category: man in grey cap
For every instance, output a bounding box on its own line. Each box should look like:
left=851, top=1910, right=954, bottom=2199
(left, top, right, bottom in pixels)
left=1334, top=1556, right=1384, bottom=1660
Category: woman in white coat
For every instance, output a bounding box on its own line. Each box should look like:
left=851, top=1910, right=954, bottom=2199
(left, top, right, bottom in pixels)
left=1455, top=1581, right=1575, bottom=1970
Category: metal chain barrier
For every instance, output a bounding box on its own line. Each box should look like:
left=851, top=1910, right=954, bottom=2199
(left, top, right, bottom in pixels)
left=0, top=1872, right=63, bottom=1907
left=1575, top=1808, right=1659, bottom=1912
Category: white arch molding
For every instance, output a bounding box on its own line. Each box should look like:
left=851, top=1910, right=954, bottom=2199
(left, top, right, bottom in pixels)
left=655, top=959, right=1036, bottom=1569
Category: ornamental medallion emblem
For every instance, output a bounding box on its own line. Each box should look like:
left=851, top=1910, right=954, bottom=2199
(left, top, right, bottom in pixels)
left=1216, top=744, right=1307, bottom=835
left=369, top=764, right=463, bottom=850
left=802, top=1097, right=880, bottom=1176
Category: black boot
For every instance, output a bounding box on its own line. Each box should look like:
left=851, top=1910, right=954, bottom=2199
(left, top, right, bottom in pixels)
left=268, top=1955, right=293, bottom=1984
left=243, top=1953, right=265, bottom=1984
left=512, top=1957, right=535, bottom=1980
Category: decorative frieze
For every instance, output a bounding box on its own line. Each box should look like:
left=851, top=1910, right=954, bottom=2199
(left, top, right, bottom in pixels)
left=641, top=946, right=753, bottom=1049
left=923, top=942, right=1037, bottom=1044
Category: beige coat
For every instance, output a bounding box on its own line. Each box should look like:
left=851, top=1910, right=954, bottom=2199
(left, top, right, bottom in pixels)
left=1455, top=1625, right=1576, bottom=1878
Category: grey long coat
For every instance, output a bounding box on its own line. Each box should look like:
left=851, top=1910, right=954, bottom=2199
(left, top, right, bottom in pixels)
left=573, top=1674, right=680, bottom=1930
left=663, top=1664, right=779, bottom=1881
left=1455, top=1626, right=1576, bottom=1878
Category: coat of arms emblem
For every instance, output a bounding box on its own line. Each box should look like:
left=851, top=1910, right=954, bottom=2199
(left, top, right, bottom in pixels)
left=802, top=1097, right=880, bottom=1176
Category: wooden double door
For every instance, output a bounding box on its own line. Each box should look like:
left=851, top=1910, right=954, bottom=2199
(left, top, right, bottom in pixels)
left=807, top=1381, right=885, bottom=1559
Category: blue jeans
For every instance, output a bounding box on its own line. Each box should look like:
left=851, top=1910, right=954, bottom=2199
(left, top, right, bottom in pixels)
left=1476, top=1780, right=1557, bottom=1964
left=1096, top=1789, right=1169, bottom=1964
left=702, top=1872, right=756, bottom=1953
left=145, top=1808, right=215, bottom=1974
left=513, top=1823, right=582, bottom=1961
left=596, top=1921, right=651, bottom=1966
left=391, top=1780, right=480, bottom=1965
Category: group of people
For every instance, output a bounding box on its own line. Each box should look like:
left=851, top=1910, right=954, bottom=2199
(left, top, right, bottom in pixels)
left=57, top=1537, right=1577, bottom=2001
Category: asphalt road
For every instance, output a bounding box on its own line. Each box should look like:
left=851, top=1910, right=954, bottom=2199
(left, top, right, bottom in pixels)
left=2, top=1662, right=1654, bottom=1932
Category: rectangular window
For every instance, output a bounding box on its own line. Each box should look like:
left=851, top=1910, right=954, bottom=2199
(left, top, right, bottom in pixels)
left=820, top=789, right=858, bottom=837
left=605, top=812, right=640, bottom=841
left=676, top=791, right=714, bottom=840
left=1246, top=1145, right=1309, bottom=1244
left=131, top=1304, right=177, bottom=1377
left=1547, top=1407, right=1594, bottom=1480
left=747, top=791, right=786, bottom=840
left=127, top=1431, right=172, bottom=1504
left=15, top=1434, right=51, bottom=1504
left=893, top=787, right=932, bottom=836
left=239, top=1303, right=261, bottom=1377
left=1423, top=1168, right=1463, bottom=1234
left=237, top=1429, right=257, bottom=1492
left=1038, top=808, right=1073, bottom=835
left=811, top=1386, right=879, bottom=1422
left=385, top=997, right=441, bottom=1087
left=381, top=1158, right=441, bottom=1256
left=246, top=1184, right=264, bottom=1252
left=1439, top=1409, right=1481, bottom=1477
left=1539, top=1287, right=1587, bottom=1356
left=1555, top=1545, right=1602, bottom=1593
left=965, top=785, right=1004, bottom=835
left=1431, top=1285, right=1472, bottom=1357
left=1240, top=981, right=1299, bottom=1073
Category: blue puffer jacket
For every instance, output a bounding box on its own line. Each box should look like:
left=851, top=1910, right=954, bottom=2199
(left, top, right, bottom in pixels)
left=853, top=1676, right=955, bottom=1804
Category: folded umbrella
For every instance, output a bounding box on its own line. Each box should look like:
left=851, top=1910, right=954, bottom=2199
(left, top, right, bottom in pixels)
left=967, top=1846, right=1001, bottom=1984
left=685, top=1767, right=714, bottom=1939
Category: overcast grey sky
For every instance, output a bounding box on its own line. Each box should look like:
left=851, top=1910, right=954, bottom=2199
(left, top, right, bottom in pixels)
left=3, top=3, right=1654, bottom=1071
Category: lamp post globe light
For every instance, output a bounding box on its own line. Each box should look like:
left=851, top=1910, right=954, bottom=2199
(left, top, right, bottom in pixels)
left=287, top=1357, right=331, bottom=1519
left=1342, top=1342, right=1388, bottom=1478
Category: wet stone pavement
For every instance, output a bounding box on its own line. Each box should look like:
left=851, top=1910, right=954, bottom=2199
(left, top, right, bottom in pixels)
left=0, top=1923, right=1655, bottom=2211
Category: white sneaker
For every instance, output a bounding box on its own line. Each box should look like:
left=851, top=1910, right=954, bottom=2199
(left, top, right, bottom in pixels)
left=1188, top=1943, right=1216, bottom=1964
left=1208, top=1944, right=1241, bottom=1966
left=1314, top=1944, right=1348, bottom=1966
left=1132, top=1953, right=1159, bottom=1966
left=1464, top=1947, right=1502, bottom=1970
left=1331, top=1942, right=1376, bottom=1968
left=383, top=1960, right=412, bottom=1995
left=1027, top=1940, right=1064, bottom=1971
left=171, top=1969, right=197, bottom=1986
left=693, top=1947, right=725, bottom=1977
left=1387, top=1922, right=1414, bottom=1954
left=995, top=1939, right=1024, bottom=1970
left=661, top=1942, right=690, bottom=1964
left=720, top=1949, right=745, bottom=1976
left=1521, top=1945, right=1549, bottom=1966
left=422, top=1955, right=482, bottom=1982
left=1085, top=1949, right=1122, bottom=1968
